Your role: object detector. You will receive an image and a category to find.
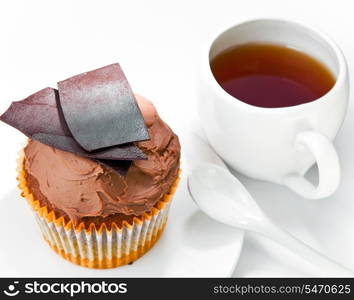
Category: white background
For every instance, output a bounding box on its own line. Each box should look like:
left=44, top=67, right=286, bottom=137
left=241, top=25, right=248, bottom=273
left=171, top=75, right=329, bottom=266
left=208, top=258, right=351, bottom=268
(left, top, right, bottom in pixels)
left=0, top=0, right=354, bottom=277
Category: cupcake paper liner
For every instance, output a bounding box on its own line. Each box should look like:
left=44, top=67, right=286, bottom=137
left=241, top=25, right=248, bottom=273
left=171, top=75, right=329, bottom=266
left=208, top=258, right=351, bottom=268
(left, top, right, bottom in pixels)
left=17, top=151, right=180, bottom=269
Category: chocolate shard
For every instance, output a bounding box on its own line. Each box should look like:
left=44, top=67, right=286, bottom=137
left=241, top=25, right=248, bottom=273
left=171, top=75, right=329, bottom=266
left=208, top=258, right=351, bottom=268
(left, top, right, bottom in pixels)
left=57, top=63, right=149, bottom=152
left=0, top=87, right=146, bottom=161
left=90, top=143, right=146, bottom=160
left=0, top=87, right=70, bottom=137
left=32, top=133, right=145, bottom=160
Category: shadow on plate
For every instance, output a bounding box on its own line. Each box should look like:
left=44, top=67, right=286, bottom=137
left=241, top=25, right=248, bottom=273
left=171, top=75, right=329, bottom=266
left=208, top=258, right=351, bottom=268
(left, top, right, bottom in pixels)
left=182, top=210, right=242, bottom=250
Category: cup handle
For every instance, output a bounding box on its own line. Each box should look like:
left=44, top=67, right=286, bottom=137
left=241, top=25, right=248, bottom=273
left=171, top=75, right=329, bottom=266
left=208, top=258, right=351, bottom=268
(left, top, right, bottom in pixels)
left=283, top=130, right=340, bottom=199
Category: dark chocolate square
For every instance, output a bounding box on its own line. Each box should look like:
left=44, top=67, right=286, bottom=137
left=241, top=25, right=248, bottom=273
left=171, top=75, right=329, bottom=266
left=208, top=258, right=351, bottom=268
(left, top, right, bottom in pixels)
left=57, top=63, right=149, bottom=152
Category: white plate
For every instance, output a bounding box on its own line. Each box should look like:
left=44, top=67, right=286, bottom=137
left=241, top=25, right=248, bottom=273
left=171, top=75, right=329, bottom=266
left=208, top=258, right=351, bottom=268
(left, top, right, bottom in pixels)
left=0, top=126, right=244, bottom=277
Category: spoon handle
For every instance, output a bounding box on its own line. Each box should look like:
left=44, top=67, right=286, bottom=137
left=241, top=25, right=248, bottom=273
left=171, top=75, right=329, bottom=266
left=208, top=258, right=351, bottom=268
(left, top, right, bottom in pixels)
left=259, top=221, right=354, bottom=277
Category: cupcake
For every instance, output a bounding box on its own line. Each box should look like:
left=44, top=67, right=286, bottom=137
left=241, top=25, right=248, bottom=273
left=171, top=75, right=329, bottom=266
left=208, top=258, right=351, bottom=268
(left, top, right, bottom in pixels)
left=1, top=64, right=180, bottom=268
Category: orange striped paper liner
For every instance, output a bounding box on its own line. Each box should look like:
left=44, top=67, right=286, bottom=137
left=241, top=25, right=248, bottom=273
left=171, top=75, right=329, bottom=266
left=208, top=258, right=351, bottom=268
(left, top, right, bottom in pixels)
left=17, top=151, right=180, bottom=269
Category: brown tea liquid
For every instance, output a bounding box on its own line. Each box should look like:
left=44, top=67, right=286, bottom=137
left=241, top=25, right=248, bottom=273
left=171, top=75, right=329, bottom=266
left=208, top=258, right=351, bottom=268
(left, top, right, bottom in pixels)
left=210, top=43, right=335, bottom=108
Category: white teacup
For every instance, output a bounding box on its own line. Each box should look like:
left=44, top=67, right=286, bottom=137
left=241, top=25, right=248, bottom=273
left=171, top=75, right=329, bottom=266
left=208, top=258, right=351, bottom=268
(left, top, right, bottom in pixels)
left=197, top=18, right=349, bottom=199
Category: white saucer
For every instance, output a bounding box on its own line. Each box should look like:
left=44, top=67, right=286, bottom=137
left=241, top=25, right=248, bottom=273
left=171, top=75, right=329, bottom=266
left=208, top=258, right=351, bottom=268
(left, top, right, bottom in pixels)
left=0, top=127, right=244, bottom=277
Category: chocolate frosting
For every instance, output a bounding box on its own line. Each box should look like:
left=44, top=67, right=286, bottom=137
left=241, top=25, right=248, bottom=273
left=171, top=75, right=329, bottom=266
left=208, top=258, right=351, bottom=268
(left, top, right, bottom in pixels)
left=24, top=94, right=180, bottom=224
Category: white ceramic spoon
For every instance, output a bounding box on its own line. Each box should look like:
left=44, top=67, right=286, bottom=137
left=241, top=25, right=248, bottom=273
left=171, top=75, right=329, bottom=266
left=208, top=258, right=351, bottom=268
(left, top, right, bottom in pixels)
left=188, top=163, right=354, bottom=277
